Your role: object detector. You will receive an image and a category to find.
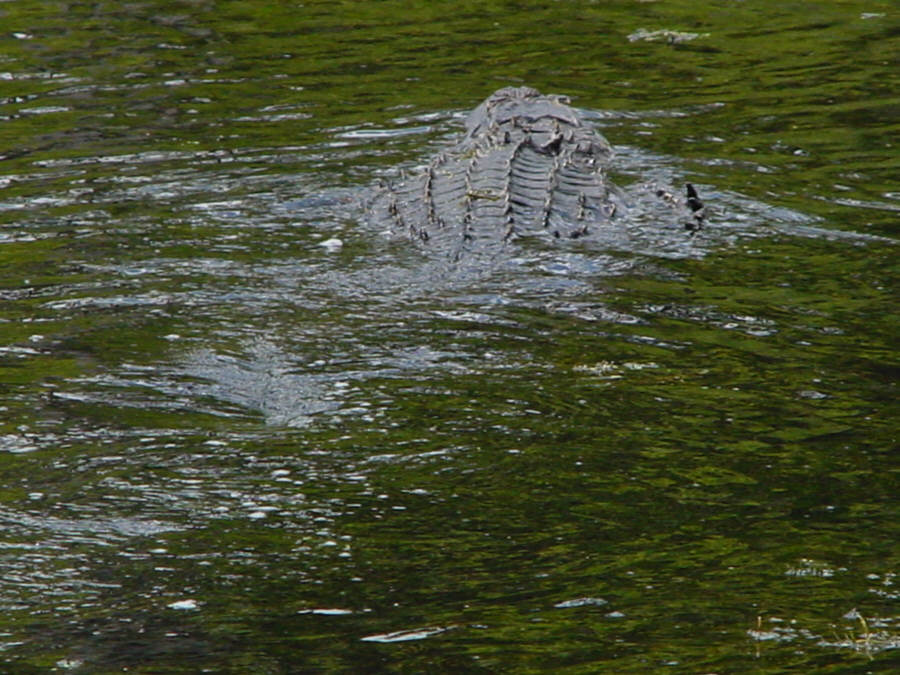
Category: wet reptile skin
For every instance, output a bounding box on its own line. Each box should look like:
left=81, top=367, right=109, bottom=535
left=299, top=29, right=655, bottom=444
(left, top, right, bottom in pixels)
left=369, top=86, right=703, bottom=260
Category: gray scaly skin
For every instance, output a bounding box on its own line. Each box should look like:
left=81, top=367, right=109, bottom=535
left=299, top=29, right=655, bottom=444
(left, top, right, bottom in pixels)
left=369, top=86, right=704, bottom=259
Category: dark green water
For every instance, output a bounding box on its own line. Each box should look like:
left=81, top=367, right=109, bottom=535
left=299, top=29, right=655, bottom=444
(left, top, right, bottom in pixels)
left=1, top=1, right=897, bottom=672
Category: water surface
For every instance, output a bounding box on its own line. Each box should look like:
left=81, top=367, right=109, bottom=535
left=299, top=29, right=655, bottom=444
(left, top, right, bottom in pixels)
left=0, top=1, right=897, bottom=672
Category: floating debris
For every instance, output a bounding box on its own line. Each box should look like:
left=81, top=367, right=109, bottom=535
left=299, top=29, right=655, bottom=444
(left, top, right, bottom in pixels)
left=298, top=608, right=354, bottom=616
left=628, top=28, right=709, bottom=44
left=554, top=597, right=609, bottom=609
left=320, top=237, right=344, bottom=252
left=361, top=625, right=454, bottom=643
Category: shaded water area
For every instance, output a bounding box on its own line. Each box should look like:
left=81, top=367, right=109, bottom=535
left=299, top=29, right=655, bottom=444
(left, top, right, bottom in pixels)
left=1, top=0, right=897, bottom=672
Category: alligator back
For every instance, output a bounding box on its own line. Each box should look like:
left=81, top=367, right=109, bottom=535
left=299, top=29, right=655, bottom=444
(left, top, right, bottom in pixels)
left=369, top=86, right=622, bottom=260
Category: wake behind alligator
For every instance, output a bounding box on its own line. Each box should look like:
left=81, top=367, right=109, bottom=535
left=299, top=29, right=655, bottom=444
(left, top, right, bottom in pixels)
left=368, top=86, right=705, bottom=261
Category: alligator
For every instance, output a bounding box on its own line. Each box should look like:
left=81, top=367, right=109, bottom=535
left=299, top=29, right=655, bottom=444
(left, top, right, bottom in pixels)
left=368, top=86, right=705, bottom=260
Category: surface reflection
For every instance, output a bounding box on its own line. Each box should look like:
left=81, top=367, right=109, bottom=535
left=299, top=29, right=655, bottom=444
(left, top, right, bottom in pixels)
left=0, top=0, right=897, bottom=672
